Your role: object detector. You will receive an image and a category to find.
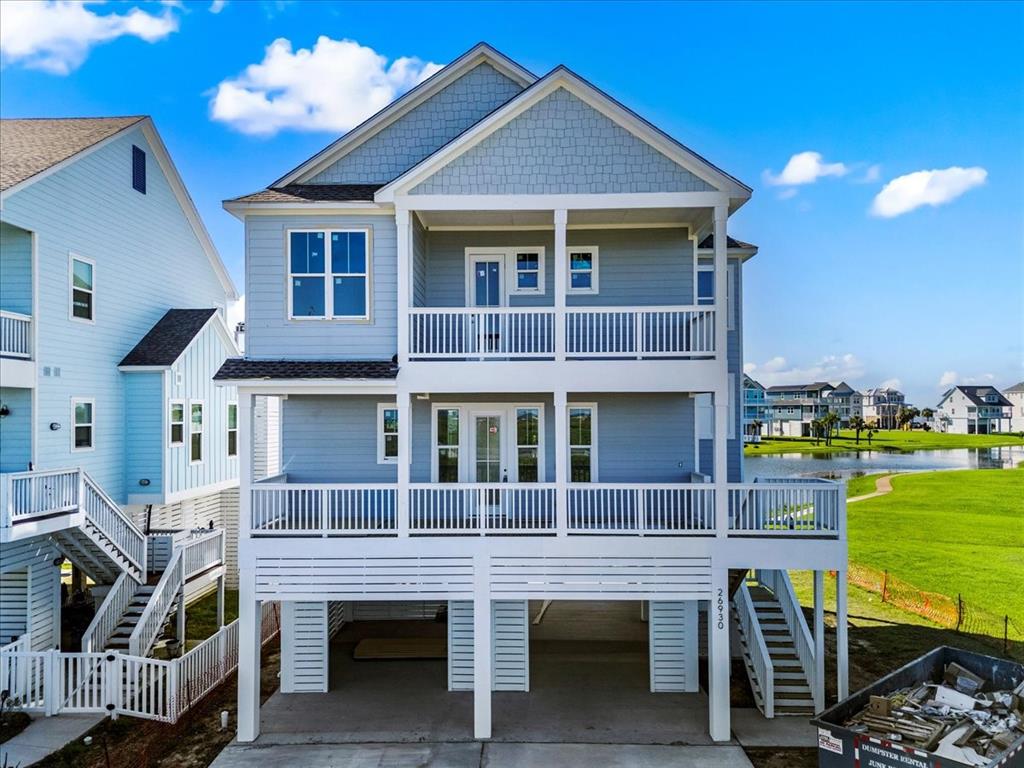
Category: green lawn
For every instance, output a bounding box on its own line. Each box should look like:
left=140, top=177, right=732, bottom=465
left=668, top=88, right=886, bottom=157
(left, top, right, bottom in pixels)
left=185, top=588, right=239, bottom=648
left=845, top=472, right=887, bottom=498
left=744, top=429, right=1024, bottom=456
left=846, top=468, right=1024, bottom=619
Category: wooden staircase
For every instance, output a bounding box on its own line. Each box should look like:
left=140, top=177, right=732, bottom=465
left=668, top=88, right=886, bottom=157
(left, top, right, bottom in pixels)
left=104, top=584, right=159, bottom=651
left=734, top=581, right=815, bottom=717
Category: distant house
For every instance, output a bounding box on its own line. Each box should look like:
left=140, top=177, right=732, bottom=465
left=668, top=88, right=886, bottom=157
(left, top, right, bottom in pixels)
left=861, top=387, right=905, bottom=430
left=764, top=382, right=835, bottom=437
left=1005, top=382, right=1024, bottom=433
left=934, top=386, right=1012, bottom=434
left=742, top=374, right=771, bottom=437
left=824, top=381, right=862, bottom=427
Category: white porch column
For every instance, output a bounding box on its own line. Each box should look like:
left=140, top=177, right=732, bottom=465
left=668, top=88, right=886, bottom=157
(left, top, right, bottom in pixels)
left=713, top=394, right=730, bottom=537
left=708, top=567, right=731, bottom=741
left=396, top=207, right=411, bottom=366
left=239, top=392, right=254, bottom=539
left=553, top=209, right=567, bottom=362
left=712, top=204, right=730, bottom=537
left=813, top=570, right=826, bottom=712
left=473, top=553, right=492, bottom=739
left=216, top=575, right=226, bottom=628
left=237, top=572, right=261, bottom=742
left=396, top=388, right=412, bottom=537
left=836, top=569, right=849, bottom=701
left=554, top=389, right=568, bottom=536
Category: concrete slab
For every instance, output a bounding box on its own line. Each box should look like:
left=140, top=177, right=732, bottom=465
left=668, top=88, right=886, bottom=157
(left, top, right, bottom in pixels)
left=484, top=743, right=754, bottom=767
left=0, top=713, right=103, bottom=767
left=210, top=742, right=482, bottom=768
left=731, top=707, right=818, bottom=747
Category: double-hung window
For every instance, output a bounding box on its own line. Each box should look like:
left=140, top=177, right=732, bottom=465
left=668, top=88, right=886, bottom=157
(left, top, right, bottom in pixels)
left=697, top=263, right=735, bottom=329
left=288, top=230, right=370, bottom=319
left=378, top=403, right=399, bottom=464
left=72, top=398, right=94, bottom=451
left=70, top=255, right=95, bottom=322
left=190, top=403, right=204, bottom=463
left=435, top=408, right=460, bottom=482
left=512, top=250, right=544, bottom=294
left=568, top=247, right=598, bottom=293
left=227, top=403, right=238, bottom=458
left=568, top=405, right=596, bottom=482
left=515, top=407, right=541, bottom=482
left=169, top=401, right=185, bottom=446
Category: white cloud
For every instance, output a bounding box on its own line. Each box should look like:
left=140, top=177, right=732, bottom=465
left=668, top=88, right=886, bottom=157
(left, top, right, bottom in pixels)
left=938, top=371, right=958, bottom=388
left=879, top=377, right=902, bottom=390
left=0, top=0, right=178, bottom=75
left=209, top=0, right=228, bottom=12
left=937, top=371, right=996, bottom=389
left=870, top=167, right=987, bottom=218
left=745, top=353, right=865, bottom=388
left=209, top=36, right=443, bottom=136
left=857, top=164, right=881, bottom=184
left=764, top=151, right=849, bottom=187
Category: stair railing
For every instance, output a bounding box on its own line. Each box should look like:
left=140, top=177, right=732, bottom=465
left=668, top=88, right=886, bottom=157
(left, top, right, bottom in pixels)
left=81, top=571, right=138, bottom=652
left=80, top=471, right=146, bottom=576
left=761, top=569, right=819, bottom=712
left=735, top=582, right=774, bottom=717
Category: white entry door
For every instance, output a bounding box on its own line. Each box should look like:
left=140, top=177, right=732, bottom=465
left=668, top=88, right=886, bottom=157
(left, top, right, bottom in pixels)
left=472, top=412, right=506, bottom=483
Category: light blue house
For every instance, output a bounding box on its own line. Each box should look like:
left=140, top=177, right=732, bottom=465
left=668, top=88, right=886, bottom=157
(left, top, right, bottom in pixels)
left=0, top=117, right=238, bottom=654
left=218, top=43, right=849, bottom=744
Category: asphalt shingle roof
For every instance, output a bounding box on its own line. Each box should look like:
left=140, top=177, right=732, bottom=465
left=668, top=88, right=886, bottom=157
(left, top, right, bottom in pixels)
left=1, top=116, right=145, bottom=192
left=120, top=309, right=218, bottom=367
left=1004, top=381, right=1024, bottom=393
left=953, top=385, right=1012, bottom=408
left=698, top=235, right=757, bottom=250
left=214, top=359, right=398, bottom=381
left=226, top=184, right=383, bottom=204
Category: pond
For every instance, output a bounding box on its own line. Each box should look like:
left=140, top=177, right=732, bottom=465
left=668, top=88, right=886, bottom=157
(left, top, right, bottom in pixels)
left=744, top=445, right=1024, bottom=480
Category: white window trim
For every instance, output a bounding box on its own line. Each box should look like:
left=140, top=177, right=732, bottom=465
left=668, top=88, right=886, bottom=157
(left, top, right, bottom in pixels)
left=513, top=404, right=546, bottom=483
left=189, top=400, right=205, bottom=465
left=168, top=399, right=185, bottom=448
left=567, top=401, right=598, bottom=482
left=377, top=401, right=399, bottom=465
left=71, top=397, right=95, bottom=453
left=286, top=228, right=373, bottom=322
left=696, top=261, right=736, bottom=330
left=431, top=404, right=463, bottom=482
left=566, top=245, right=599, bottom=294
left=69, top=253, right=96, bottom=325
left=429, top=402, right=547, bottom=482
left=508, top=247, right=546, bottom=296
left=227, top=401, right=239, bottom=458
left=464, top=246, right=548, bottom=302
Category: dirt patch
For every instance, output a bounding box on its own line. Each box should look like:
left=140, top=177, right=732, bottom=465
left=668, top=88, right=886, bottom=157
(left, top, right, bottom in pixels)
left=744, top=746, right=818, bottom=768
left=0, top=710, right=32, bottom=744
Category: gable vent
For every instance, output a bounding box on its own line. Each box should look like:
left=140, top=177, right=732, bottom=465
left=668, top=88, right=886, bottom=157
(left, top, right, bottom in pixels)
left=132, top=145, right=146, bottom=194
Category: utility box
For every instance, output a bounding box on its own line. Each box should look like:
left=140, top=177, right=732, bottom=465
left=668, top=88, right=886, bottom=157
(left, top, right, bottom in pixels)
left=813, top=647, right=1024, bottom=768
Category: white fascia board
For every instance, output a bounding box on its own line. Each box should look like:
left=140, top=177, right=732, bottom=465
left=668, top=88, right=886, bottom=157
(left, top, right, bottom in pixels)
left=221, top=200, right=393, bottom=220
left=273, top=44, right=536, bottom=188
left=377, top=68, right=751, bottom=202
left=225, top=381, right=398, bottom=395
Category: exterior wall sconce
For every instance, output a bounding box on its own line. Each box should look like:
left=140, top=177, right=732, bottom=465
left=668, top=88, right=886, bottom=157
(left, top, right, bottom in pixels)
left=0, top=404, right=9, bottom=418
left=138, top=478, right=151, bottom=487
left=50, top=422, right=61, bottom=431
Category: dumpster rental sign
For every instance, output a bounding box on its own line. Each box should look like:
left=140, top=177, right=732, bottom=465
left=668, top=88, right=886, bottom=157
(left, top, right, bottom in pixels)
left=855, top=736, right=934, bottom=768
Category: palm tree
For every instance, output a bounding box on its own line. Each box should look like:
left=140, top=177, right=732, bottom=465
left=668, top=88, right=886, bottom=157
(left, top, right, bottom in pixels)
left=897, top=406, right=920, bottom=431
left=751, top=419, right=763, bottom=437
left=849, top=415, right=867, bottom=443
left=810, top=418, right=824, bottom=446
left=823, top=411, right=840, bottom=445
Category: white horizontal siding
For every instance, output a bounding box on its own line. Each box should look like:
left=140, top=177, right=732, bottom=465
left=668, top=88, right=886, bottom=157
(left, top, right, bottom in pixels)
left=447, top=600, right=528, bottom=692
left=489, top=557, right=712, bottom=599
left=649, top=601, right=699, bottom=692
left=281, top=601, right=329, bottom=693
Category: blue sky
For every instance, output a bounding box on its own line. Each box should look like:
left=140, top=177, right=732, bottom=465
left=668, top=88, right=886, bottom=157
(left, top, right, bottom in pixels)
left=2, top=0, right=1021, bottom=406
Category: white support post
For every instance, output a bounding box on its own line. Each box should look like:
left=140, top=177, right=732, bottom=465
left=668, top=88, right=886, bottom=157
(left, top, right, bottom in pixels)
left=239, top=392, right=254, bottom=540
left=708, top=568, right=731, bottom=741
left=554, top=390, right=568, bottom=537
left=473, top=553, right=492, bottom=739
left=713, top=395, right=729, bottom=537
left=216, top=575, right=226, bottom=629
left=553, top=209, right=567, bottom=362
left=396, top=207, right=411, bottom=366
left=813, top=569, right=826, bottom=712
left=176, top=588, right=186, bottom=645
left=237, top=572, right=261, bottom=743
left=836, top=569, right=849, bottom=701
left=712, top=204, right=730, bottom=538
left=397, top=388, right=411, bottom=537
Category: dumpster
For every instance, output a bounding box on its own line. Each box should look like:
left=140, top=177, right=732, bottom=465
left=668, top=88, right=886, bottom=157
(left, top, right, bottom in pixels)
left=813, top=647, right=1024, bottom=767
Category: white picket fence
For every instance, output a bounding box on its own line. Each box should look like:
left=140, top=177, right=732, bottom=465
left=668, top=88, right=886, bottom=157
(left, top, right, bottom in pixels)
left=0, top=602, right=280, bottom=723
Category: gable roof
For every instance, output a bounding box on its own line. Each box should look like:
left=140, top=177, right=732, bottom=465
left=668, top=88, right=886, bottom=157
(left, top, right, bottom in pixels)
left=767, top=382, right=834, bottom=393
left=1, top=116, right=145, bottom=192
left=376, top=65, right=752, bottom=202
left=1004, top=381, right=1024, bottom=393
left=2, top=116, right=237, bottom=300
left=273, top=43, right=536, bottom=188
left=226, top=184, right=383, bottom=205
left=943, top=385, right=1012, bottom=408
left=120, top=309, right=236, bottom=368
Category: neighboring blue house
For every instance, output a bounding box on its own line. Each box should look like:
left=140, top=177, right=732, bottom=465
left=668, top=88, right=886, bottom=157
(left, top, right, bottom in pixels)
left=0, top=117, right=238, bottom=653
left=742, top=374, right=771, bottom=437
left=219, top=44, right=849, bottom=744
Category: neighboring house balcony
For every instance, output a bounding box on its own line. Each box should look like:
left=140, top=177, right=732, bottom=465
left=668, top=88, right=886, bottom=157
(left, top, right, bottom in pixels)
left=0, top=309, right=34, bottom=388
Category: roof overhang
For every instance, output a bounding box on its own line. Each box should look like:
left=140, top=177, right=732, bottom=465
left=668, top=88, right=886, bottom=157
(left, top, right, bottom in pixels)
left=272, top=43, right=537, bottom=188
left=222, top=200, right=393, bottom=220
left=119, top=310, right=239, bottom=372
left=376, top=66, right=752, bottom=205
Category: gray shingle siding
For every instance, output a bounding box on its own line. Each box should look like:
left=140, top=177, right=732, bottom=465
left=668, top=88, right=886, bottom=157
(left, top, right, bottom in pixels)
left=410, top=88, right=714, bottom=195
left=309, top=63, right=524, bottom=185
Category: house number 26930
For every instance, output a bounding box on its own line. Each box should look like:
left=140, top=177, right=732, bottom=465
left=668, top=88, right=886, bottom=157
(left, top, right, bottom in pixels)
left=716, top=588, right=725, bottom=630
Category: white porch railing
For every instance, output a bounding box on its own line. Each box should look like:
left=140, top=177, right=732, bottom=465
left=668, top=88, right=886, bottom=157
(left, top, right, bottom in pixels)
left=728, top=481, right=842, bottom=535
left=250, top=484, right=398, bottom=535
left=567, top=484, right=715, bottom=534
left=4, top=467, right=79, bottom=523
left=409, top=308, right=555, bottom=359
left=0, top=310, right=31, bottom=359
left=81, top=472, right=146, bottom=573
left=81, top=571, right=138, bottom=652
left=566, top=306, right=715, bottom=358
left=409, top=483, right=556, bottom=534
left=760, top=569, right=819, bottom=712
left=735, top=582, right=775, bottom=718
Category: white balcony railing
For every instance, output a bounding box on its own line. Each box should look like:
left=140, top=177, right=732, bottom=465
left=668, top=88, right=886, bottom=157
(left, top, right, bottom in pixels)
left=406, top=306, right=715, bottom=360
left=249, top=480, right=840, bottom=538
left=0, top=310, right=31, bottom=359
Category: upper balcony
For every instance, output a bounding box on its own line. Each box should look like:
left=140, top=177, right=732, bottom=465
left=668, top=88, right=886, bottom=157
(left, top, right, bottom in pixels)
left=0, top=310, right=34, bottom=388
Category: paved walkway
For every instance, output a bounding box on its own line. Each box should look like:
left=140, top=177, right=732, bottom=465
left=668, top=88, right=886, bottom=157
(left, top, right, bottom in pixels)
left=847, top=473, right=898, bottom=503
left=0, top=713, right=102, bottom=767
left=210, top=742, right=755, bottom=767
